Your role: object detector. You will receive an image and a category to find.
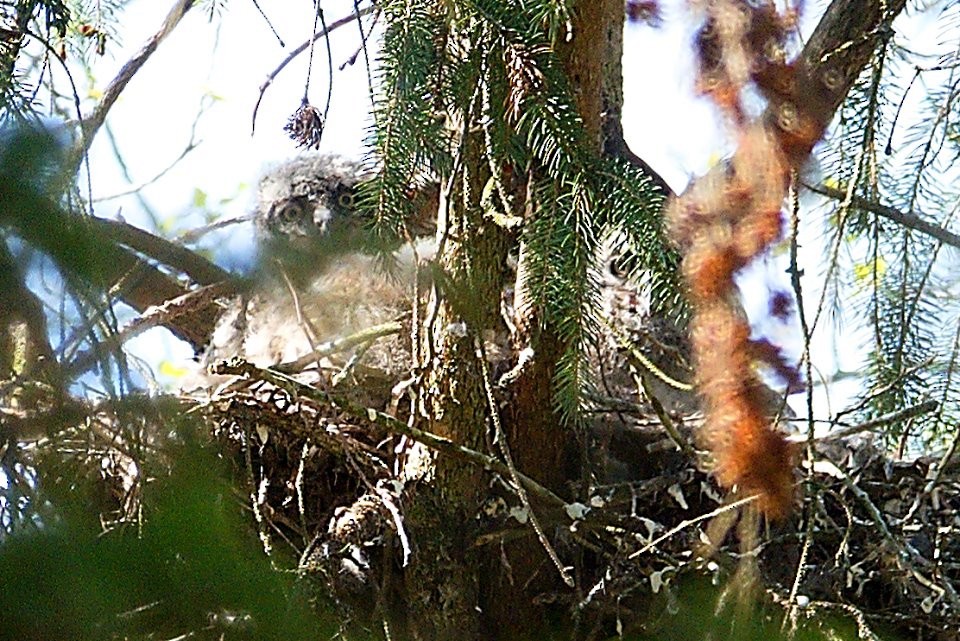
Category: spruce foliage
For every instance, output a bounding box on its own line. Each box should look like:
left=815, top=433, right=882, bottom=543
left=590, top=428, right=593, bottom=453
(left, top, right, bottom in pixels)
left=364, top=0, right=676, bottom=423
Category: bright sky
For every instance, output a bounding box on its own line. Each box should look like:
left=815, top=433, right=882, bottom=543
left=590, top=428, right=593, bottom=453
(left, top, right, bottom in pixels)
left=82, top=1, right=726, bottom=227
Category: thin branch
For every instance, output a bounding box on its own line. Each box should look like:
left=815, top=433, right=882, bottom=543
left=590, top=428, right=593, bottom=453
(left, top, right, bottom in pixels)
left=251, top=5, right=376, bottom=135
left=796, top=0, right=905, bottom=111
left=834, top=357, right=935, bottom=420
left=95, top=92, right=212, bottom=203
left=175, top=215, right=253, bottom=244
left=275, top=320, right=403, bottom=374
left=904, top=420, right=960, bottom=524
left=787, top=399, right=939, bottom=444
left=92, top=142, right=194, bottom=201
left=316, top=5, right=335, bottom=124
left=805, top=183, right=960, bottom=250
left=65, top=281, right=237, bottom=376
left=837, top=462, right=960, bottom=610
left=74, top=0, right=195, bottom=166
left=626, top=494, right=759, bottom=560
left=249, top=0, right=284, bottom=46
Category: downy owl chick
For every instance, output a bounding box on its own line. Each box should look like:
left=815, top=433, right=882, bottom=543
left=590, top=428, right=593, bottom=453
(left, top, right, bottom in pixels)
left=195, top=155, right=433, bottom=390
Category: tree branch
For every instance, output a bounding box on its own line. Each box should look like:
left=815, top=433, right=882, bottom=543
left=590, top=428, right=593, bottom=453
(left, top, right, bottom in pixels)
left=78, top=0, right=195, bottom=156
left=90, top=216, right=231, bottom=285
left=788, top=399, right=939, bottom=444
left=805, top=183, right=960, bottom=250
left=619, top=0, right=908, bottom=202
left=66, top=281, right=237, bottom=376
left=798, top=0, right=906, bottom=110
left=0, top=182, right=223, bottom=351
left=763, top=0, right=907, bottom=162
left=0, top=240, right=57, bottom=380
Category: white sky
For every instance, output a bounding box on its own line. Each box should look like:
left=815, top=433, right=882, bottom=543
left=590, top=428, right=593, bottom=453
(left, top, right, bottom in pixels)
left=83, top=1, right=729, bottom=232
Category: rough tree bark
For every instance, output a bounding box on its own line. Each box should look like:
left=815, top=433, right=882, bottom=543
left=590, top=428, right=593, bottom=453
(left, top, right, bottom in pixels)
left=398, top=21, right=511, bottom=636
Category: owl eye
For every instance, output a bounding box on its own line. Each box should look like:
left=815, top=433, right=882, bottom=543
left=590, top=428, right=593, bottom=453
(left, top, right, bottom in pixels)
left=608, top=257, right=626, bottom=278
left=276, top=199, right=306, bottom=222
left=337, top=191, right=355, bottom=209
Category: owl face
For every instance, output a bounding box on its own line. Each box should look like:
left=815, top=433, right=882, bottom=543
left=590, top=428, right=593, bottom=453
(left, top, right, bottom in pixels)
left=255, top=155, right=374, bottom=275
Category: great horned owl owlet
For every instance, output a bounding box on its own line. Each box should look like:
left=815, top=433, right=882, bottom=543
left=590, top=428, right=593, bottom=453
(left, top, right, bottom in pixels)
left=192, top=155, right=433, bottom=389
left=256, top=155, right=369, bottom=274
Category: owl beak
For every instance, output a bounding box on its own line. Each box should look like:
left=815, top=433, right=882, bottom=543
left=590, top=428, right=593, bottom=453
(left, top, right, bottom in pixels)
left=311, top=206, right=333, bottom=236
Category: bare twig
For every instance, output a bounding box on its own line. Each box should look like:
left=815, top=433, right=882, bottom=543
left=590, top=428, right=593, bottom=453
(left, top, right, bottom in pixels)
left=637, top=374, right=694, bottom=457
left=837, top=464, right=960, bottom=610
left=251, top=6, right=376, bottom=135
left=66, top=281, right=237, bottom=376
left=19, top=28, right=89, bottom=207
left=94, top=92, right=213, bottom=203
left=599, top=314, right=693, bottom=393
left=176, top=215, right=253, bottom=244
left=316, top=4, right=335, bottom=124
left=249, top=0, right=284, bottom=46
left=0, top=179, right=222, bottom=351
left=627, top=494, right=758, bottom=560
left=275, top=321, right=403, bottom=374
left=834, top=357, right=935, bottom=420
left=93, top=139, right=197, bottom=202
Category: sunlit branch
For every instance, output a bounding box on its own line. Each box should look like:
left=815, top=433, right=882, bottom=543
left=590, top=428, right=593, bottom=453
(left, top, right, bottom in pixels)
left=806, top=183, right=960, bottom=250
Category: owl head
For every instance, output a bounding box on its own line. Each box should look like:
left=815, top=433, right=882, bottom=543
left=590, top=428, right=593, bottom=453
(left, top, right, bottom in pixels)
left=256, top=154, right=369, bottom=255
left=254, top=154, right=439, bottom=283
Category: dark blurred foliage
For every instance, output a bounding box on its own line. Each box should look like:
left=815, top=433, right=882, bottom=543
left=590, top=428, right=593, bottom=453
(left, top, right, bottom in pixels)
left=621, top=575, right=865, bottom=641
left=0, top=126, right=122, bottom=291
left=0, top=438, right=338, bottom=641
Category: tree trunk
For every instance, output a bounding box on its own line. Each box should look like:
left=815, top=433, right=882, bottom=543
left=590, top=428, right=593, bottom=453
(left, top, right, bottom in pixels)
left=400, top=44, right=512, bottom=635
left=488, top=3, right=627, bottom=635
left=395, top=0, right=914, bottom=633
